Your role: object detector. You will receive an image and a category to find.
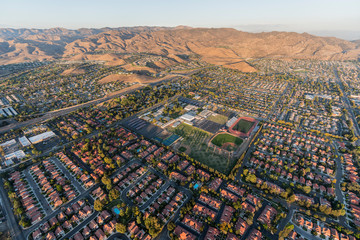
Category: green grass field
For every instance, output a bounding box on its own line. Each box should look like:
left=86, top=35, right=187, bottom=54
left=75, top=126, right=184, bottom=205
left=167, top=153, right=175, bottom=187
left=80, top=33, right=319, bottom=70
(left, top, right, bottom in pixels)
left=233, top=119, right=255, bottom=133
left=169, top=123, right=237, bottom=174
left=179, top=146, right=187, bottom=152
left=207, top=114, right=228, bottom=125
left=211, top=133, right=243, bottom=147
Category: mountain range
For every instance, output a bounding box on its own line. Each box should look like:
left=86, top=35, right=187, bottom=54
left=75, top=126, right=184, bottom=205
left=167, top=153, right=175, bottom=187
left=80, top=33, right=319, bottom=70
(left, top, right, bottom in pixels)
left=0, top=26, right=359, bottom=68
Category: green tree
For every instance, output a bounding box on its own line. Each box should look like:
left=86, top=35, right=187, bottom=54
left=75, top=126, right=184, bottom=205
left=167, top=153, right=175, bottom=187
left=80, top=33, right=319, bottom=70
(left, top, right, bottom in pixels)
left=94, top=199, right=104, bottom=212
left=116, top=223, right=127, bottom=234
left=109, top=189, right=120, bottom=201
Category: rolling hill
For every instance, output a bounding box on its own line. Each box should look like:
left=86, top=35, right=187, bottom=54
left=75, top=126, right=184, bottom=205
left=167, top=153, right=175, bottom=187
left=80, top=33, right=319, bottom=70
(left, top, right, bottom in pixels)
left=0, top=27, right=359, bottom=68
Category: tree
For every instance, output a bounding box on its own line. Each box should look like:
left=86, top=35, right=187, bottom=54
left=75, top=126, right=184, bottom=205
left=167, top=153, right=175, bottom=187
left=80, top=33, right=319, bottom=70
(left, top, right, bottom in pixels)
left=219, top=222, right=231, bottom=234
left=55, top=184, right=63, bottom=192
left=119, top=209, right=125, bottom=217
left=167, top=221, right=176, bottom=232
left=303, top=186, right=311, bottom=194
left=279, top=224, right=294, bottom=240
left=116, top=223, right=127, bottom=234
left=286, top=194, right=296, bottom=203
left=94, top=199, right=104, bottom=212
left=109, top=189, right=120, bottom=201
left=245, top=173, right=257, bottom=184
left=144, top=216, right=162, bottom=237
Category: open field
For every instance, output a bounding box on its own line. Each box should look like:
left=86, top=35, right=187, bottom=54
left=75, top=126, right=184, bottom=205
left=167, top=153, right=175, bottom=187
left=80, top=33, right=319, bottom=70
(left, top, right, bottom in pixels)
left=233, top=119, right=255, bottom=133
left=171, top=123, right=210, bottom=140
left=170, top=123, right=237, bottom=174
left=211, top=133, right=243, bottom=148
left=122, top=64, right=157, bottom=74
left=60, top=67, right=86, bottom=75
left=99, top=73, right=156, bottom=84
left=207, top=114, right=228, bottom=125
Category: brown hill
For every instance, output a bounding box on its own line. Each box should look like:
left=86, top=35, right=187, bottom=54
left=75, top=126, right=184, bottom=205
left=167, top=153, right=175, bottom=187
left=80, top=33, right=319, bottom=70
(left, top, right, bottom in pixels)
left=60, top=67, right=86, bottom=76
left=0, top=27, right=359, bottom=68
left=98, top=73, right=157, bottom=84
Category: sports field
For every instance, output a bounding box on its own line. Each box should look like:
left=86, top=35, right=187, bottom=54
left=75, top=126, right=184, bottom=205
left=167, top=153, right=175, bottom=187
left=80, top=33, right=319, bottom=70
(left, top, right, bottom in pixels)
left=233, top=119, right=255, bottom=133
left=211, top=133, right=243, bottom=147
left=169, top=123, right=237, bottom=174
left=207, top=114, right=228, bottom=125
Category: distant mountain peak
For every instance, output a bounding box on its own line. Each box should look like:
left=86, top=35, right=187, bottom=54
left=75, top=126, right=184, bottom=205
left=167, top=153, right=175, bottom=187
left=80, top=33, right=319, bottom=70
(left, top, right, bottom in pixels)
left=0, top=27, right=359, bottom=65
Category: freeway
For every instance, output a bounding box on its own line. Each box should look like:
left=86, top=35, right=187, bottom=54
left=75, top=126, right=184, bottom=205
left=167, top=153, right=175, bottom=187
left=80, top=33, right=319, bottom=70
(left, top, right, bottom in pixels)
left=0, top=66, right=205, bottom=240
left=0, top=85, right=145, bottom=134
left=0, top=71, right=187, bottom=135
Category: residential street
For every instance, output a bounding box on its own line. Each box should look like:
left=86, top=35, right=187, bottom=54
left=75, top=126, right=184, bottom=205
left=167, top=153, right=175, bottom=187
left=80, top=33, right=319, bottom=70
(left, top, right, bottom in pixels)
left=24, top=169, right=53, bottom=214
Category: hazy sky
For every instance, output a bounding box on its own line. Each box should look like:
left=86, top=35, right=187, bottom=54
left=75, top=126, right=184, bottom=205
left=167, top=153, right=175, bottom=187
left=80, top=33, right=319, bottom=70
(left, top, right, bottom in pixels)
left=1, top=0, right=360, bottom=39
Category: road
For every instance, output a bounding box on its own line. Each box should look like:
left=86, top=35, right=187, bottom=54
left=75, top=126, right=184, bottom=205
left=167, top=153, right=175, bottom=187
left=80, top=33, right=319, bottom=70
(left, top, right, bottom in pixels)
left=108, top=233, right=129, bottom=240
left=139, top=181, right=170, bottom=211
left=0, top=85, right=146, bottom=134
left=292, top=223, right=318, bottom=240
left=334, top=68, right=360, bottom=138
left=59, top=212, right=98, bottom=240
left=0, top=67, right=202, bottom=240
left=277, top=206, right=297, bottom=234
left=23, top=188, right=96, bottom=239
left=24, top=169, right=53, bottom=214
left=0, top=179, right=25, bottom=240
left=120, top=170, right=151, bottom=207
left=51, top=157, right=85, bottom=194
left=0, top=72, right=186, bottom=135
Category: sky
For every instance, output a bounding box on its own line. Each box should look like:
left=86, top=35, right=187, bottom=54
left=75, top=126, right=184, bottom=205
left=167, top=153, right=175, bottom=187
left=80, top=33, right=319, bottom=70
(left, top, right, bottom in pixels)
left=1, top=0, right=360, bottom=40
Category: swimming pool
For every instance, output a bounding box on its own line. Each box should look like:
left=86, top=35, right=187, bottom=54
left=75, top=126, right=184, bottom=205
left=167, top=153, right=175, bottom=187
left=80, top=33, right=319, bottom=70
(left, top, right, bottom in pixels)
left=114, top=207, right=120, bottom=215
left=194, top=183, right=199, bottom=189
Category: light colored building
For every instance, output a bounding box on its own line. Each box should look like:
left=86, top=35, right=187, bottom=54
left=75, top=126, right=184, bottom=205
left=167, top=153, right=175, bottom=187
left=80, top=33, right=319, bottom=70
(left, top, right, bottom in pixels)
left=28, top=131, right=56, bottom=144
left=226, top=117, right=238, bottom=128
left=9, top=107, right=18, bottom=115
left=4, top=159, right=14, bottom=167
left=184, top=104, right=197, bottom=111
left=5, top=150, right=26, bottom=161
left=19, top=136, right=31, bottom=147
left=0, top=139, right=16, bottom=148
left=3, top=108, right=12, bottom=116
left=180, top=112, right=196, bottom=122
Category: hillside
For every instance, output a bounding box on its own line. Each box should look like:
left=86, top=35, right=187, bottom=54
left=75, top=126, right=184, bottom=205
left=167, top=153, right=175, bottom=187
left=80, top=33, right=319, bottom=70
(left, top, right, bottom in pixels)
left=0, top=27, right=359, bottom=67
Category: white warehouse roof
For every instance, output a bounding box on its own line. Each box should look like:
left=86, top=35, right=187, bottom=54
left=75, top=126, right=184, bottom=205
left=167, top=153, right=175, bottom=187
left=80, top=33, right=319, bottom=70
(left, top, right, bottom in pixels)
left=5, top=150, right=26, bottom=160
left=28, top=131, right=56, bottom=144
left=0, top=139, right=16, bottom=148
left=19, top=136, right=31, bottom=147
